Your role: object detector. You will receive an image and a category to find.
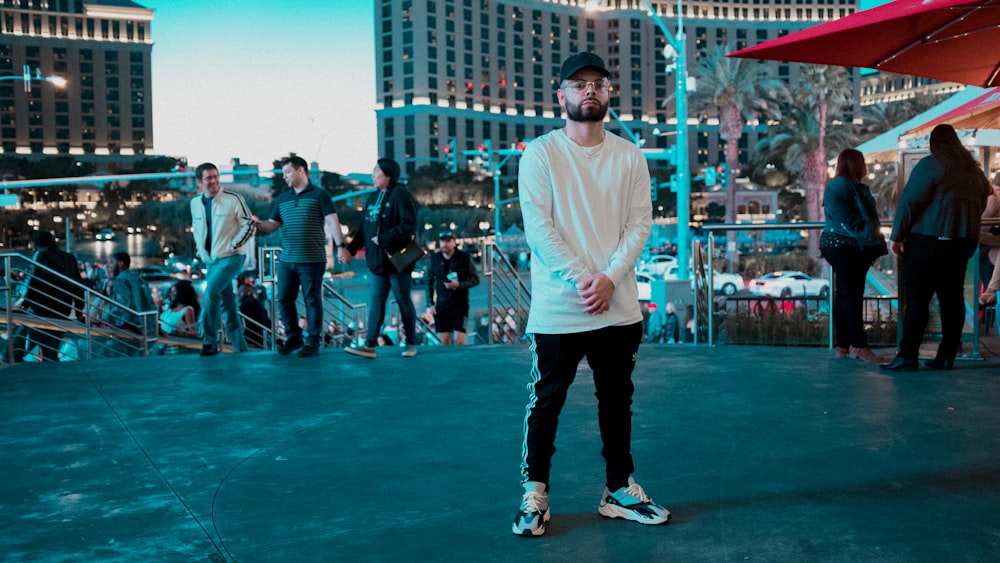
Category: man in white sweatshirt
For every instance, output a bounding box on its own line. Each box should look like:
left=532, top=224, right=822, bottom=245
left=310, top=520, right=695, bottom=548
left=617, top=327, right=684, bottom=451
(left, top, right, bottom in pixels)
left=191, top=162, right=256, bottom=356
left=512, top=53, right=670, bottom=537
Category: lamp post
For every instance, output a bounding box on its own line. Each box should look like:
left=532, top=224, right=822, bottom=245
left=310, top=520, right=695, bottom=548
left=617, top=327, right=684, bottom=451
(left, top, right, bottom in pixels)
left=0, top=65, right=67, bottom=92
left=640, top=0, right=690, bottom=280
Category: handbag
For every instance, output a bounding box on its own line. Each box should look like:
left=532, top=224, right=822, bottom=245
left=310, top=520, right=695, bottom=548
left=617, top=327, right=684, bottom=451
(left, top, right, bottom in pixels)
left=847, top=183, right=889, bottom=258
left=386, top=238, right=426, bottom=271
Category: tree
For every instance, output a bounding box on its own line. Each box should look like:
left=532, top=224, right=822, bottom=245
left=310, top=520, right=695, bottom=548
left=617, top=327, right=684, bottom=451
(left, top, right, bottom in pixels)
left=690, top=46, right=788, bottom=266
left=796, top=65, right=854, bottom=230
left=752, top=65, right=855, bottom=256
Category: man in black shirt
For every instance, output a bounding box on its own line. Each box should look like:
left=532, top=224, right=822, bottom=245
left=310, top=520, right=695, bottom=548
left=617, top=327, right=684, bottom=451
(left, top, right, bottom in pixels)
left=425, top=231, right=479, bottom=345
left=21, top=230, right=83, bottom=360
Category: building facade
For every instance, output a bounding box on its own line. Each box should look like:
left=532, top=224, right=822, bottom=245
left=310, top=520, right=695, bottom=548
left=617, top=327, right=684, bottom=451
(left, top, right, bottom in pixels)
left=0, top=0, right=153, bottom=164
left=374, top=0, right=861, bottom=183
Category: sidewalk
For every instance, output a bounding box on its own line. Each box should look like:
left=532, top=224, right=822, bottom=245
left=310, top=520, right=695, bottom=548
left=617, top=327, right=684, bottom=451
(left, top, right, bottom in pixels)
left=2, top=341, right=999, bottom=562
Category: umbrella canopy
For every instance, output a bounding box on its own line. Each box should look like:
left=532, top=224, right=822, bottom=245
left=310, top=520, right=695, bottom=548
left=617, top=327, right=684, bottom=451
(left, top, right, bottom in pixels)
left=852, top=87, right=1000, bottom=157
left=902, top=87, right=1000, bottom=136
left=728, top=0, right=1000, bottom=88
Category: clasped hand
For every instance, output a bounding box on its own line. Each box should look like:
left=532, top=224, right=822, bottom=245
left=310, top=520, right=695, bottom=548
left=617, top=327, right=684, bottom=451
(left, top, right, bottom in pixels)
left=577, top=272, right=614, bottom=316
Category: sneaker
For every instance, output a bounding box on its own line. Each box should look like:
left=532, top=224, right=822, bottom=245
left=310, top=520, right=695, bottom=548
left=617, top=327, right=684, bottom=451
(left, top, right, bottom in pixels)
left=402, top=345, right=417, bottom=357
left=297, top=345, right=320, bottom=358
left=199, top=345, right=219, bottom=357
left=345, top=345, right=376, bottom=359
left=512, top=481, right=549, bottom=537
left=598, top=477, right=670, bottom=525
left=277, top=337, right=303, bottom=356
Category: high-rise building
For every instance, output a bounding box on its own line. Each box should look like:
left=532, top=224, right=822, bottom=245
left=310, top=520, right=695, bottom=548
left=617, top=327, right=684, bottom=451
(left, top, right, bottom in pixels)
left=0, top=0, right=153, bottom=164
left=374, top=0, right=860, bottom=179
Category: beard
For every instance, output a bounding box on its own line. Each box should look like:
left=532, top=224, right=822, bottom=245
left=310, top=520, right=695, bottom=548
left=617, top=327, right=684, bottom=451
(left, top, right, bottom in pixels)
left=565, top=96, right=608, bottom=123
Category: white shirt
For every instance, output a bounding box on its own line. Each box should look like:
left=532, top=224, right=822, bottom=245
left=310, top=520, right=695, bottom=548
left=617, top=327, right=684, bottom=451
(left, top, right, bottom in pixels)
left=518, top=128, right=652, bottom=334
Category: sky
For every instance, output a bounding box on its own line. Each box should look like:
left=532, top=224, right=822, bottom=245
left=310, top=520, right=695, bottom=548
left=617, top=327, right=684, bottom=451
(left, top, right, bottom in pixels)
left=142, top=1, right=890, bottom=178
left=142, top=1, right=377, bottom=176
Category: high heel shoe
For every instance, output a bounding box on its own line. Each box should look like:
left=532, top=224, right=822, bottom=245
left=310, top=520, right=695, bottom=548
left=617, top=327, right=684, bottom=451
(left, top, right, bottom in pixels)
left=880, top=355, right=918, bottom=372
left=923, top=357, right=954, bottom=371
left=850, top=346, right=885, bottom=364
left=834, top=346, right=849, bottom=358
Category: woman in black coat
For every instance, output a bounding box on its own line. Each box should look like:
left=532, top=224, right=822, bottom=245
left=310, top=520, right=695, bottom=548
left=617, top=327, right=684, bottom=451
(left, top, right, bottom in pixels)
left=819, top=149, right=885, bottom=363
left=345, top=158, right=420, bottom=358
left=882, top=124, right=991, bottom=372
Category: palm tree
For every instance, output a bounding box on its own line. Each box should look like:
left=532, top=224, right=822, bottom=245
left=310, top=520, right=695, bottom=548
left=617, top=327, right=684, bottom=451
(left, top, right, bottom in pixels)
left=690, top=46, right=788, bottom=267
left=752, top=97, right=856, bottom=251
left=796, top=65, right=854, bottom=228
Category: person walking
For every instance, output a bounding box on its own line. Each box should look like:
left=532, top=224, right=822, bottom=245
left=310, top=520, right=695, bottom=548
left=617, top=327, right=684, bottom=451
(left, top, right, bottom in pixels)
left=819, top=149, right=885, bottom=363
left=344, top=158, right=420, bottom=359
left=190, top=162, right=256, bottom=357
left=881, top=124, right=991, bottom=372
left=20, top=230, right=83, bottom=361
left=252, top=155, right=351, bottom=358
left=425, top=230, right=479, bottom=345
left=512, top=52, right=670, bottom=537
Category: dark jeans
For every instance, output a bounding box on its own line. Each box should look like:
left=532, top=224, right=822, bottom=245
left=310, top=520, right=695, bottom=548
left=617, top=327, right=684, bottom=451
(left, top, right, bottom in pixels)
left=365, top=271, right=416, bottom=347
left=277, top=261, right=324, bottom=347
left=899, top=234, right=978, bottom=360
left=821, top=245, right=871, bottom=349
left=520, top=322, right=642, bottom=491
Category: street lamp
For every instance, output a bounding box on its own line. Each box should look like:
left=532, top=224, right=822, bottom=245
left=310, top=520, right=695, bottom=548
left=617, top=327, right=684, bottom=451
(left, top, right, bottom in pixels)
left=640, top=0, right=691, bottom=280
left=0, top=65, right=67, bottom=92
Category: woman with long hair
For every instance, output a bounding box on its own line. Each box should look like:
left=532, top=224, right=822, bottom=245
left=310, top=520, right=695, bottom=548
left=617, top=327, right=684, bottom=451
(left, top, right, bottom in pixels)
left=344, top=158, right=420, bottom=359
left=882, top=124, right=992, bottom=372
left=160, top=279, right=200, bottom=337
left=820, top=149, right=884, bottom=363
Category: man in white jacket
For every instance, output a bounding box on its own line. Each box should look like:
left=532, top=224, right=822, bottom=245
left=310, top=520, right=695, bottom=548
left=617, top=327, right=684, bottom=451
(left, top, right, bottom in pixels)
left=190, top=162, right=256, bottom=356
left=512, top=53, right=670, bottom=537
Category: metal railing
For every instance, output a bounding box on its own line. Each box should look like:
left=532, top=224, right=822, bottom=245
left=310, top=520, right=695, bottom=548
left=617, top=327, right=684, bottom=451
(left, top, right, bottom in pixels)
left=478, top=243, right=531, bottom=344
left=2, top=252, right=158, bottom=364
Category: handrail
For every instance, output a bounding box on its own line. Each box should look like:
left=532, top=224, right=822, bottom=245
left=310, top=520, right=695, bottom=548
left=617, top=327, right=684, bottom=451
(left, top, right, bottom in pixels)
left=2, top=252, right=158, bottom=364
left=480, top=243, right=531, bottom=344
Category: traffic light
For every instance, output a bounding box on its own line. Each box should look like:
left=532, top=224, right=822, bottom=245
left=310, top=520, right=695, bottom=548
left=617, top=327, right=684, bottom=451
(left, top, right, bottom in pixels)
left=718, top=163, right=728, bottom=186
left=444, top=139, right=457, bottom=173
left=478, top=140, right=492, bottom=160
left=650, top=177, right=658, bottom=202
left=705, top=166, right=717, bottom=186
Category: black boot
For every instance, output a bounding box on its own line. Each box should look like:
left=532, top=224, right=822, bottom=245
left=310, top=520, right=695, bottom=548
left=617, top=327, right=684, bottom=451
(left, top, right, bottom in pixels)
left=880, top=355, right=918, bottom=372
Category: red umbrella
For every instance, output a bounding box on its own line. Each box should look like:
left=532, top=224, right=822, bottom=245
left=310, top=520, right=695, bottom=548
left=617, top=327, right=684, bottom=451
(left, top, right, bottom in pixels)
left=902, top=87, right=1000, bottom=135
left=728, top=0, right=1000, bottom=88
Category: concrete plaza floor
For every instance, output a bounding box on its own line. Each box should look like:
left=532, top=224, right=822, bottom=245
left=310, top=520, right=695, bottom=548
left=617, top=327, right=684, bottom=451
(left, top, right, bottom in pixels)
left=2, top=339, right=999, bottom=562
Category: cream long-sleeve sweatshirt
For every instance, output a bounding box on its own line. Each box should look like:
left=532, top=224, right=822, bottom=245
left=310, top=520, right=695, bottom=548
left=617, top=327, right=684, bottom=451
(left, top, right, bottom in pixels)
left=518, top=128, right=652, bottom=334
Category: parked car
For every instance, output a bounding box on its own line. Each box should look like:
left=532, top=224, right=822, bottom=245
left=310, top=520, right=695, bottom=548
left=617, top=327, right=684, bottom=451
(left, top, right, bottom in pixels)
left=749, top=271, right=830, bottom=298
left=95, top=228, right=114, bottom=241
left=637, top=254, right=677, bottom=277
left=662, top=265, right=745, bottom=295
left=636, top=271, right=654, bottom=302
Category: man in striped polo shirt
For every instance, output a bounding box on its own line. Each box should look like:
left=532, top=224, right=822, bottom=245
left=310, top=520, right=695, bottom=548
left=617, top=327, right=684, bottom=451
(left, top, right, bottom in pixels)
left=253, top=156, right=351, bottom=357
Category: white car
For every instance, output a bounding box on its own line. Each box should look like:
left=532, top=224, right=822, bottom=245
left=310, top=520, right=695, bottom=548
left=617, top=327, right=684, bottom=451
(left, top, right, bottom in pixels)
left=749, top=271, right=830, bottom=298
left=662, top=264, right=745, bottom=295
left=636, top=271, right=654, bottom=302
left=637, top=254, right=677, bottom=277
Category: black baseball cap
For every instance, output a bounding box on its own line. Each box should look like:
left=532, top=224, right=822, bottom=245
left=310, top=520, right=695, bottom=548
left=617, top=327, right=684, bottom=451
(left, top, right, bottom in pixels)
left=559, top=52, right=610, bottom=83
left=438, top=230, right=456, bottom=240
